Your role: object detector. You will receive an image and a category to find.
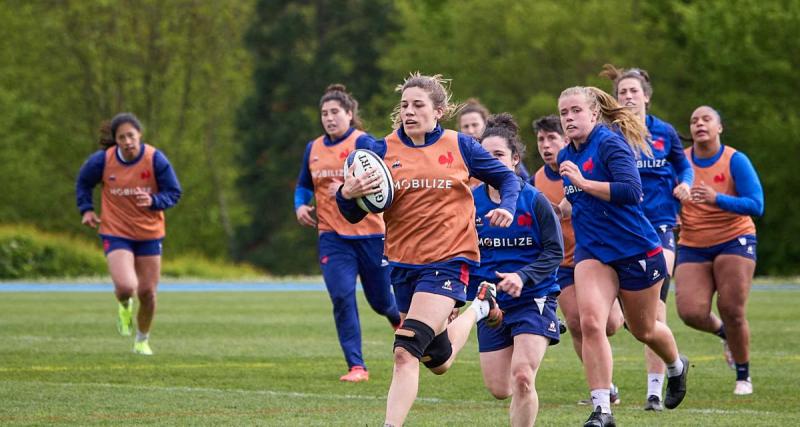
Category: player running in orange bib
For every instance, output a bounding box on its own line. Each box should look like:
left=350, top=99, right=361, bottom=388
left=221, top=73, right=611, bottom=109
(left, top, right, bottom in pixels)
left=76, top=113, right=182, bottom=355
left=295, top=84, right=400, bottom=382
left=337, top=73, right=520, bottom=427
left=675, top=106, right=763, bottom=395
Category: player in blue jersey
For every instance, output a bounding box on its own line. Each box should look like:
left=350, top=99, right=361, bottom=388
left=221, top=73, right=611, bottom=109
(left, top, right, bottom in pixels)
left=458, top=98, right=531, bottom=182
left=337, top=73, right=521, bottom=426
left=530, top=115, right=625, bottom=407
left=471, top=113, right=564, bottom=426
left=295, top=84, right=401, bottom=382
left=601, top=64, right=694, bottom=411
left=557, top=86, right=689, bottom=427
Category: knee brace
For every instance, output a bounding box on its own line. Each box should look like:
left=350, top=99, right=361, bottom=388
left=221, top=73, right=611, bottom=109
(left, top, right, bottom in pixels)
left=393, top=319, right=435, bottom=360
left=421, top=331, right=453, bottom=369
left=660, top=274, right=671, bottom=303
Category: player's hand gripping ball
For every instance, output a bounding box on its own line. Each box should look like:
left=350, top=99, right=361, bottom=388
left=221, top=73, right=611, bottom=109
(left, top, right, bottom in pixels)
left=343, top=149, right=394, bottom=213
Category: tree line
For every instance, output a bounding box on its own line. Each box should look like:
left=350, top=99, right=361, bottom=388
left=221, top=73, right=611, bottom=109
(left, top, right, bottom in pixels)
left=2, top=0, right=797, bottom=275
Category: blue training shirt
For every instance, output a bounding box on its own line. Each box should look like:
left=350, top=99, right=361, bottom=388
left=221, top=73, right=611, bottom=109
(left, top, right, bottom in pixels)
left=558, top=124, right=660, bottom=263
left=692, top=145, right=764, bottom=216
left=472, top=180, right=562, bottom=307
left=638, top=115, right=694, bottom=227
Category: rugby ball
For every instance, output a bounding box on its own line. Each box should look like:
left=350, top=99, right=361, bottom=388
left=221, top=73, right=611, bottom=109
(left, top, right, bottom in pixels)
left=343, top=149, right=394, bottom=213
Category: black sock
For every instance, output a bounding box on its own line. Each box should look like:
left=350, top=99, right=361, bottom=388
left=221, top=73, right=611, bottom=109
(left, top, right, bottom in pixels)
left=735, top=362, right=749, bottom=381
left=715, top=324, right=727, bottom=340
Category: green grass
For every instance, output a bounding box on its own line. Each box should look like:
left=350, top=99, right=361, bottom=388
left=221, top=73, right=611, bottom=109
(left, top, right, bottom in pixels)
left=0, top=288, right=798, bottom=426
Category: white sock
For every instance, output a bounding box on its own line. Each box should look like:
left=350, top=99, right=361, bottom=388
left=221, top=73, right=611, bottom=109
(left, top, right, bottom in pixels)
left=666, top=357, right=684, bottom=377
left=136, top=330, right=149, bottom=342
left=469, top=299, right=489, bottom=322
left=647, top=373, right=664, bottom=399
left=590, top=389, right=611, bottom=414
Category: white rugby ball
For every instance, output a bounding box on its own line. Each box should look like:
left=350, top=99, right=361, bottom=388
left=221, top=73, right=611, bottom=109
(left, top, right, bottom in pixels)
left=343, top=149, right=394, bottom=213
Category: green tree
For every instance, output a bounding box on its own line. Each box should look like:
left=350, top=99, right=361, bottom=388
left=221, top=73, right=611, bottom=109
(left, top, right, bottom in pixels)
left=0, top=0, right=253, bottom=260
left=237, top=0, right=396, bottom=273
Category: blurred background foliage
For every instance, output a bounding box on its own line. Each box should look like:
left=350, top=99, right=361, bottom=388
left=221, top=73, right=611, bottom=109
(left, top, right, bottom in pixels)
left=1, top=0, right=797, bottom=276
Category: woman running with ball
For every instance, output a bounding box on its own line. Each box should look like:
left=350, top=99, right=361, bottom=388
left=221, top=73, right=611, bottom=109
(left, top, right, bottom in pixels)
left=337, top=73, right=520, bottom=427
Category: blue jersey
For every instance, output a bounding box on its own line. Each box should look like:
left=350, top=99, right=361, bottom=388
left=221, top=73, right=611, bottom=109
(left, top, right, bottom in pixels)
left=638, top=115, right=693, bottom=227
left=472, top=181, right=562, bottom=308
left=557, top=124, right=660, bottom=263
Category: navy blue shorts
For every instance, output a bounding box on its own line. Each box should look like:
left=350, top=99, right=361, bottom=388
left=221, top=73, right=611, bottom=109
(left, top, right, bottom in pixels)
left=654, top=224, right=676, bottom=252
left=575, top=247, right=667, bottom=292
left=101, top=235, right=163, bottom=256
left=677, top=235, right=757, bottom=264
left=556, top=266, right=575, bottom=289
left=391, top=261, right=469, bottom=313
left=477, top=294, right=561, bottom=352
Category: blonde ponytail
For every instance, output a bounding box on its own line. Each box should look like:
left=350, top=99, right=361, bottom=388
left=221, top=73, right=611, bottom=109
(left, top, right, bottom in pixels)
left=560, top=86, right=651, bottom=158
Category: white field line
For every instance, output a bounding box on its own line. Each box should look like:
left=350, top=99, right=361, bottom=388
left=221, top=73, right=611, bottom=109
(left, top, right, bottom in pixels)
left=0, top=380, right=781, bottom=414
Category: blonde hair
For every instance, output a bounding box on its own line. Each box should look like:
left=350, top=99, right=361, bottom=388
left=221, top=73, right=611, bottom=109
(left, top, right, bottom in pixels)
left=559, top=86, right=652, bottom=158
left=391, top=72, right=463, bottom=129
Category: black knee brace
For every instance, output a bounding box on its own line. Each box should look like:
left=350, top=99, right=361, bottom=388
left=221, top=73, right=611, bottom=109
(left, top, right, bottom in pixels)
left=421, top=331, right=453, bottom=369
left=393, top=319, right=435, bottom=360
left=660, top=274, right=671, bottom=303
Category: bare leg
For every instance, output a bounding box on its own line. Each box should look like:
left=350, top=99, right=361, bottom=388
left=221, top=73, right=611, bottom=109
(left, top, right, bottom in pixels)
left=574, top=260, right=618, bottom=390
left=134, top=255, right=161, bottom=334
left=107, top=250, right=137, bottom=302
left=479, top=346, right=513, bottom=399
left=558, top=285, right=583, bottom=361
left=675, top=262, right=722, bottom=333
left=644, top=249, right=673, bottom=393
left=714, top=255, right=755, bottom=364
left=509, top=334, right=549, bottom=427
left=619, top=283, right=678, bottom=364
left=385, top=292, right=454, bottom=426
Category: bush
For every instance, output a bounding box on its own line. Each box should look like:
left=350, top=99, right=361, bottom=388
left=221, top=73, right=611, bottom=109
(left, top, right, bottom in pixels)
left=0, top=225, right=266, bottom=280
left=0, top=225, right=106, bottom=279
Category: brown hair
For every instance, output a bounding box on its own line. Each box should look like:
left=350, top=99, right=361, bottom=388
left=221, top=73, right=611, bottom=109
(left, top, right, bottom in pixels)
left=532, top=114, right=563, bottom=136
left=391, top=72, right=463, bottom=129
left=457, top=98, right=489, bottom=123
left=599, top=64, right=653, bottom=108
left=481, top=113, right=525, bottom=174
left=559, top=86, right=652, bottom=157
left=319, top=83, right=363, bottom=130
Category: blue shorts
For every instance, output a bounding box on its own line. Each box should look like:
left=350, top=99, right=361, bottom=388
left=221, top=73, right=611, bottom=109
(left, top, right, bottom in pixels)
left=556, top=266, right=575, bottom=289
left=654, top=225, right=676, bottom=252
left=391, top=261, right=469, bottom=313
left=575, top=247, right=667, bottom=292
left=677, top=235, right=757, bottom=264
left=477, top=293, right=561, bottom=352
left=101, top=235, right=163, bottom=256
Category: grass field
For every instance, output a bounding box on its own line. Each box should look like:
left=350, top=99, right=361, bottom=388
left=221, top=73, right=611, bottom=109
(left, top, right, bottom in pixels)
left=0, top=285, right=798, bottom=426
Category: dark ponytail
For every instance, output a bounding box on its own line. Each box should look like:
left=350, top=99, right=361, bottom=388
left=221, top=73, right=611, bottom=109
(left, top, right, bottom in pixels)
left=481, top=113, right=526, bottom=173
left=319, top=84, right=363, bottom=130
